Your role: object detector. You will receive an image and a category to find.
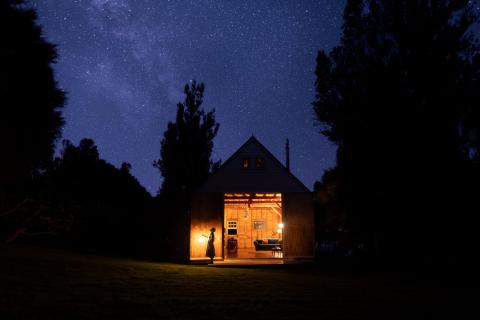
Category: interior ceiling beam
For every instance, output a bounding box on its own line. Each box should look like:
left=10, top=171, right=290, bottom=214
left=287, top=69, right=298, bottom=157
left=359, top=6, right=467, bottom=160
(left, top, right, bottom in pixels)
left=224, top=199, right=281, bottom=204
left=270, top=207, right=282, bottom=217
left=224, top=193, right=281, bottom=200
left=224, top=203, right=281, bottom=209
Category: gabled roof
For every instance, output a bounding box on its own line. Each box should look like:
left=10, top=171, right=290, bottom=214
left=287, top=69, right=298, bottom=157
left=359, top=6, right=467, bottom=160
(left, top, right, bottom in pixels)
left=197, top=136, right=310, bottom=193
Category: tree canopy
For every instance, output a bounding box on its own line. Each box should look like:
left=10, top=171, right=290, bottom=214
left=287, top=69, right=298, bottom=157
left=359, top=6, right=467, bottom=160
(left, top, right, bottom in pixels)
left=155, top=81, right=219, bottom=202
left=154, top=81, right=219, bottom=260
left=5, top=138, right=154, bottom=252
left=0, top=0, right=65, bottom=202
left=0, top=2, right=161, bottom=257
left=313, top=0, right=480, bottom=260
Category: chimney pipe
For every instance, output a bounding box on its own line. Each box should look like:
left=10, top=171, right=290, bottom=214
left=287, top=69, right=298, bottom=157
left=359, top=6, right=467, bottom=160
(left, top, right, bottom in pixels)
left=285, top=138, right=290, bottom=172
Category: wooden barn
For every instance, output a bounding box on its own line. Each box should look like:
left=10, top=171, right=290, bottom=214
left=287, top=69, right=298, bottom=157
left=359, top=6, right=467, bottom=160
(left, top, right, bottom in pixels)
left=190, top=136, right=314, bottom=261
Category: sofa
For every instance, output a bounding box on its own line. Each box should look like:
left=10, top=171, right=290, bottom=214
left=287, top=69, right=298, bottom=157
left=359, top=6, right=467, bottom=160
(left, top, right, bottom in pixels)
left=253, top=238, right=282, bottom=251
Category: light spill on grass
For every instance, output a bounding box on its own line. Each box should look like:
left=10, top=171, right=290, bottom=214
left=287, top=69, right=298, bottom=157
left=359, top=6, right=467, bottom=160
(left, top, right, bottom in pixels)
left=0, top=244, right=465, bottom=319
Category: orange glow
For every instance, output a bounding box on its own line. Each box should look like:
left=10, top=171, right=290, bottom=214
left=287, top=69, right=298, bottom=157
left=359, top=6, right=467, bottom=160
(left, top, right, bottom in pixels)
left=190, top=221, right=222, bottom=259
left=198, top=235, right=207, bottom=244
left=190, top=229, right=208, bottom=256
left=224, top=192, right=283, bottom=259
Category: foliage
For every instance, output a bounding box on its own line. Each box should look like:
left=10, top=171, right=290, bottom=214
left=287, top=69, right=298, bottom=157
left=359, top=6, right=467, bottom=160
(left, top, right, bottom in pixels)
left=154, top=81, right=219, bottom=260
left=0, top=138, right=159, bottom=256
left=0, top=0, right=65, bottom=203
left=42, top=139, right=154, bottom=253
left=313, top=0, right=480, bottom=261
left=314, top=169, right=346, bottom=233
left=155, top=81, right=220, bottom=201
left=0, top=2, right=168, bottom=258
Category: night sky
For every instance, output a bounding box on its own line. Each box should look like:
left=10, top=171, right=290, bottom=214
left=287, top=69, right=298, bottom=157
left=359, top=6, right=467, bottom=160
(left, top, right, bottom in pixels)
left=31, top=0, right=345, bottom=194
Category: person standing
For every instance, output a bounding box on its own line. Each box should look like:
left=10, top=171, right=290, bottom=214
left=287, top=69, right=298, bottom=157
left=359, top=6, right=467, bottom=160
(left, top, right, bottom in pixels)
left=206, top=227, right=216, bottom=264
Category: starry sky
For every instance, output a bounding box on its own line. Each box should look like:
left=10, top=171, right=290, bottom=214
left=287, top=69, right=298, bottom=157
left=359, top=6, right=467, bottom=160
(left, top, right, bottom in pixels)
left=31, top=0, right=345, bottom=194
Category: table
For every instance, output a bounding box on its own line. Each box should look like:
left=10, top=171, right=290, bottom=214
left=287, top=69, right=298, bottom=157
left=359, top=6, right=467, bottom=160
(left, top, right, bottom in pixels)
left=271, top=246, right=282, bottom=258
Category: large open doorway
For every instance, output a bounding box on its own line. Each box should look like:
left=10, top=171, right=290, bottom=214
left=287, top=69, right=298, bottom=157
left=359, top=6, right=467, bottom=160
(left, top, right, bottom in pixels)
left=224, top=193, right=283, bottom=259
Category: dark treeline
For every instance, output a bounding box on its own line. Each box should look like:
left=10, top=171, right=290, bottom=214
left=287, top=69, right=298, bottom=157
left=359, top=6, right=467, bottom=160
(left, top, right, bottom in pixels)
left=0, top=0, right=64, bottom=207
left=1, top=139, right=161, bottom=257
left=313, top=0, right=480, bottom=268
left=37, top=139, right=157, bottom=255
left=0, top=1, right=219, bottom=260
left=0, top=1, right=156, bottom=257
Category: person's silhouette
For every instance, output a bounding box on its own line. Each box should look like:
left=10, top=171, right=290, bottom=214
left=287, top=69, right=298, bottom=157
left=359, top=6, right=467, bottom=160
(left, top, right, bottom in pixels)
left=206, top=227, right=216, bottom=264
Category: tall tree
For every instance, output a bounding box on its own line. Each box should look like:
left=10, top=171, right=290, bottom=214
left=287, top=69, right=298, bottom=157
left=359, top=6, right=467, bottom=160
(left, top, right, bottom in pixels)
left=154, top=81, right=219, bottom=260
left=155, top=81, right=219, bottom=200
left=0, top=0, right=65, bottom=205
left=313, top=0, right=479, bottom=261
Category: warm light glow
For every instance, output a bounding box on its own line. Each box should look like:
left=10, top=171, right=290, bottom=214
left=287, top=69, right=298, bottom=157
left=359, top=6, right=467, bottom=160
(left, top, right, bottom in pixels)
left=191, top=226, right=221, bottom=259
left=278, top=223, right=284, bottom=229
left=277, top=228, right=282, bottom=234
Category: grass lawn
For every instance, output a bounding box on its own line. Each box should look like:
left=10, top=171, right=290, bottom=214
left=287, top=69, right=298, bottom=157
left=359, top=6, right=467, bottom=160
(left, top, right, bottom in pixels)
left=0, top=244, right=473, bottom=319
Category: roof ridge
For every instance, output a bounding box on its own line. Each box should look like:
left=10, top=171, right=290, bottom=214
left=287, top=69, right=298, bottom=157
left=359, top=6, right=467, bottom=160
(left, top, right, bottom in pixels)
left=197, top=136, right=311, bottom=192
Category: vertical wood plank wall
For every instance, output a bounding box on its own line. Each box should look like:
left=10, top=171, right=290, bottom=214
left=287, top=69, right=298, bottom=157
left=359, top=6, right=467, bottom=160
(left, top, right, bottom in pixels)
left=190, top=192, right=224, bottom=259
left=224, top=205, right=282, bottom=249
left=283, top=192, right=315, bottom=258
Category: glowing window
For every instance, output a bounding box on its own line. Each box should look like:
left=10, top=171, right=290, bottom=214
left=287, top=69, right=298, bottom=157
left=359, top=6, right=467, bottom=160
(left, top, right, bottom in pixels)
left=242, top=158, right=249, bottom=169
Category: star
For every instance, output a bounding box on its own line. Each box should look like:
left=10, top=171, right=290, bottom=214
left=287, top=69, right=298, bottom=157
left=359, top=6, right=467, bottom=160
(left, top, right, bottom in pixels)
left=32, top=0, right=345, bottom=193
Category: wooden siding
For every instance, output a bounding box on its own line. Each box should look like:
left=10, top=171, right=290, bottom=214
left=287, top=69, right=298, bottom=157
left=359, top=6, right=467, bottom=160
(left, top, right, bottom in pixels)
left=190, top=192, right=224, bottom=259
left=283, top=192, right=315, bottom=258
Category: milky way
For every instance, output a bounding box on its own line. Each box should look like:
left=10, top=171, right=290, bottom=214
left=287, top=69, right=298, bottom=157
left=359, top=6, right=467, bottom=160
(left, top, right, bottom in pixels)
left=31, top=0, right=344, bottom=194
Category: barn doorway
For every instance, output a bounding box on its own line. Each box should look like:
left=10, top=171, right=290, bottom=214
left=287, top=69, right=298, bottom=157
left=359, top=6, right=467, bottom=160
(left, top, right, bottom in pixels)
left=224, top=193, right=283, bottom=259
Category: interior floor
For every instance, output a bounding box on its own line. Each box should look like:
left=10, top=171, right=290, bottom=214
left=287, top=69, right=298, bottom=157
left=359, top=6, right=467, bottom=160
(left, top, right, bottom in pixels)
left=225, top=248, right=282, bottom=259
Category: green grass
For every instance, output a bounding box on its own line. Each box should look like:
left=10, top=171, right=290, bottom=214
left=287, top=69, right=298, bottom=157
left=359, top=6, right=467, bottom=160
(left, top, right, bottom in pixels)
left=0, top=244, right=471, bottom=319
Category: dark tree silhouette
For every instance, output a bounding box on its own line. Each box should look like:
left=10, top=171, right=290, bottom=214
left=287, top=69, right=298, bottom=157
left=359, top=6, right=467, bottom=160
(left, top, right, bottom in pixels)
left=313, top=0, right=480, bottom=263
left=0, top=0, right=65, bottom=205
left=0, top=2, right=162, bottom=258
left=14, top=138, right=156, bottom=255
left=154, top=81, right=219, bottom=260
left=155, top=81, right=219, bottom=198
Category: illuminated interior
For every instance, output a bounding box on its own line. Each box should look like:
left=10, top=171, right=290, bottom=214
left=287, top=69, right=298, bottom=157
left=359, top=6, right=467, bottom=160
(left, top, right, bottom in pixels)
left=224, top=193, right=283, bottom=259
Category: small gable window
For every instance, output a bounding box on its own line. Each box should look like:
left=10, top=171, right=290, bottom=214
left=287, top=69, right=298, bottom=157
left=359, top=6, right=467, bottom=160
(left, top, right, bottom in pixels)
left=255, top=157, right=264, bottom=169
left=242, top=158, right=249, bottom=169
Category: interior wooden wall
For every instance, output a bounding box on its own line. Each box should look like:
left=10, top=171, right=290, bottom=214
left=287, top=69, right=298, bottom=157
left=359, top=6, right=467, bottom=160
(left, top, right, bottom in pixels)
left=224, top=204, right=282, bottom=249
left=191, top=192, right=314, bottom=260
left=190, top=192, right=224, bottom=259
left=283, top=192, right=315, bottom=258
